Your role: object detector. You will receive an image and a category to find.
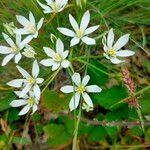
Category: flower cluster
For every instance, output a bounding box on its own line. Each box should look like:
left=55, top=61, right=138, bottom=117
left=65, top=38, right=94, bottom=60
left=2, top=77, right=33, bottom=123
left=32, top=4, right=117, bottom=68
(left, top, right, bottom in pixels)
left=0, top=1, right=135, bottom=116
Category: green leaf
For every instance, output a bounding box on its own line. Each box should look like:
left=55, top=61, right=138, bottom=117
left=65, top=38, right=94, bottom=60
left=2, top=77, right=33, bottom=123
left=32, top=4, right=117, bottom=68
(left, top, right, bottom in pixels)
left=43, top=124, right=72, bottom=147
left=0, top=92, right=16, bottom=112
left=41, top=90, right=72, bottom=113
left=93, top=85, right=127, bottom=110
left=8, top=108, right=20, bottom=123
left=87, top=59, right=109, bottom=86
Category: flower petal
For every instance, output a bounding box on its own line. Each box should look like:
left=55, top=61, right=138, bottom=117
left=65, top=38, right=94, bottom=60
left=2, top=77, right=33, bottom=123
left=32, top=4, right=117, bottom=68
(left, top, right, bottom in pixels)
left=29, top=12, right=35, bottom=25
left=61, top=60, right=70, bottom=68
left=57, top=27, right=75, bottom=37
left=16, top=66, right=31, bottom=78
left=7, top=79, right=25, bottom=88
left=80, top=10, right=90, bottom=31
left=62, top=50, right=69, bottom=59
left=107, top=28, right=114, bottom=48
left=82, top=36, right=96, bottom=45
left=82, top=75, right=90, bottom=86
left=10, top=100, right=27, bottom=107
left=14, top=53, right=22, bottom=64
left=82, top=92, right=93, bottom=107
left=40, top=58, right=54, bottom=67
left=60, top=85, right=74, bottom=93
left=19, top=84, right=32, bottom=98
left=0, top=46, right=11, bottom=54
left=85, top=85, right=102, bottom=93
left=2, top=54, right=15, bottom=66
left=32, top=60, right=39, bottom=78
left=31, top=104, right=38, bottom=114
left=72, top=73, right=81, bottom=85
left=19, top=105, right=30, bottom=116
left=113, top=34, right=130, bottom=51
left=36, top=78, right=44, bottom=84
left=56, top=39, right=64, bottom=54
left=43, top=47, right=55, bottom=57
left=33, top=84, right=41, bottom=100
left=14, top=29, right=30, bottom=35
left=110, top=57, right=125, bottom=64
left=52, top=62, right=60, bottom=71
left=69, top=14, right=79, bottom=31
left=116, top=50, right=135, bottom=57
left=70, top=37, right=80, bottom=46
left=16, top=15, right=30, bottom=26
left=2, top=33, right=15, bottom=47
left=69, top=93, right=80, bottom=111
left=37, top=18, right=44, bottom=30
left=84, top=25, right=99, bottom=35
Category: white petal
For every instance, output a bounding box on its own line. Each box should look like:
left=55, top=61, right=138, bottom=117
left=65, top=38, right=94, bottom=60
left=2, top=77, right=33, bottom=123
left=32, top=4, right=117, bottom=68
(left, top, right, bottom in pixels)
left=107, top=28, right=114, bottom=48
left=60, top=85, right=74, bottom=93
left=51, top=63, right=60, bottom=71
left=116, top=50, right=135, bottom=57
left=84, top=25, right=99, bottom=35
left=37, top=18, right=44, bottom=30
left=14, top=53, right=22, bottom=64
left=16, top=34, right=22, bottom=45
left=36, top=78, right=44, bottom=84
left=40, top=59, right=54, bottom=67
left=113, top=34, right=130, bottom=51
left=43, top=47, right=55, bottom=57
left=69, top=14, right=79, bottom=31
left=16, top=66, right=31, bottom=78
left=33, top=84, right=41, bottom=100
left=69, top=93, right=80, bottom=111
left=2, top=33, right=15, bottom=47
left=10, top=100, right=27, bottom=107
left=16, top=15, right=30, bottom=26
left=31, top=104, right=38, bottom=114
left=110, top=57, right=125, bottom=64
left=14, top=91, right=29, bottom=99
left=57, top=27, right=75, bottom=37
left=72, top=73, right=81, bottom=85
left=61, top=60, right=70, bottom=68
left=62, top=51, right=69, bottom=59
left=82, top=75, right=90, bottom=86
left=82, top=36, right=96, bottom=45
left=19, top=84, right=32, bottom=98
left=19, top=105, right=30, bottom=116
left=82, top=93, right=93, bottom=107
left=14, top=29, right=30, bottom=35
left=37, top=0, right=52, bottom=13
left=7, top=79, right=25, bottom=88
left=2, top=54, right=15, bottom=66
left=0, top=46, right=11, bottom=54
left=85, top=85, right=102, bottom=93
left=56, top=39, right=64, bottom=54
left=32, top=60, right=39, bottom=78
left=20, top=36, right=33, bottom=46
left=80, top=10, right=90, bottom=31
left=29, top=12, right=35, bottom=25
left=70, top=37, right=80, bottom=46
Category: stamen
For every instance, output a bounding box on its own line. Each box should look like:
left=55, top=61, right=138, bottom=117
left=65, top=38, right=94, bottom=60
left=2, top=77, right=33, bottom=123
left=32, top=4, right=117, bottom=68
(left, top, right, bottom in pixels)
left=27, top=77, right=35, bottom=84
left=76, top=29, right=84, bottom=38
left=53, top=53, right=62, bottom=62
left=76, top=85, right=85, bottom=93
left=27, top=98, right=34, bottom=106
left=107, top=49, right=116, bottom=57
left=26, top=24, right=36, bottom=34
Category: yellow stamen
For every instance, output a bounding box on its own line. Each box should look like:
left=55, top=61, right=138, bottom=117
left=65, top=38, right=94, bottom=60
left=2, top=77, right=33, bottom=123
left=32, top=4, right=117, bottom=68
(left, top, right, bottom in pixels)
left=26, top=24, right=36, bottom=34
left=27, top=98, right=34, bottom=106
left=51, top=2, right=59, bottom=12
left=76, top=29, right=84, bottom=38
left=76, top=85, right=85, bottom=93
left=107, top=49, right=116, bottom=57
left=11, top=45, right=18, bottom=53
left=27, top=77, right=35, bottom=84
left=53, top=53, right=62, bottom=62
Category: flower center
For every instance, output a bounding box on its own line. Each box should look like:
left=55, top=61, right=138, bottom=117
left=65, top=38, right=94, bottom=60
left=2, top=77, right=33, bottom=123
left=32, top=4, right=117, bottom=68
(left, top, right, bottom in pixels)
left=53, top=53, right=62, bottom=62
left=27, top=98, right=34, bottom=106
left=107, top=49, right=116, bottom=57
left=26, top=24, right=36, bottom=34
left=11, top=45, right=18, bottom=53
left=76, top=29, right=84, bottom=38
left=27, top=77, right=35, bottom=85
left=76, top=85, right=85, bottom=93
left=50, top=2, right=59, bottom=12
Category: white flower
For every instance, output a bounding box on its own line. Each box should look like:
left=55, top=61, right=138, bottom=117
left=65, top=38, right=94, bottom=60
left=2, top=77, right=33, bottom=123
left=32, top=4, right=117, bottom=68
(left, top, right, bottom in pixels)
left=37, top=0, right=68, bottom=13
left=3, top=22, right=16, bottom=36
left=10, top=91, right=39, bottom=116
left=57, top=10, right=99, bottom=46
left=0, top=33, right=27, bottom=66
left=22, top=45, right=37, bottom=58
left=14, top=12, right=44, bottom=44
left=40, top=38, right=70, bottom=71
left=60, top=73, right=102, bottom=111
left=102, top=28, right=135, bottom=64
left=82, top=102, right=93, bottom=112
left=7, top=60, right=44, bottom=99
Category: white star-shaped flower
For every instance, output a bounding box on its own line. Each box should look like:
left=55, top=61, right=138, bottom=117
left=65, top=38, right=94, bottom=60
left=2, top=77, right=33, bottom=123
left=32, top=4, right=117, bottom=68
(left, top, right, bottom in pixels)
left=7, top=60, right=44, bottom=99
left=14, top=12, right=44, bottom=44
left=0, top=33, right=27, bottom=66
left=57, top=10, right=99, bottom=46
left=40, top=38, right=70, bottom=71
left=37, top=0, right=68, bottom=14
left=102, top=28, right=135, bottom=64
left=60, top=73, right=102, bottom=111
left=10, top=91, right=39, bottom=116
